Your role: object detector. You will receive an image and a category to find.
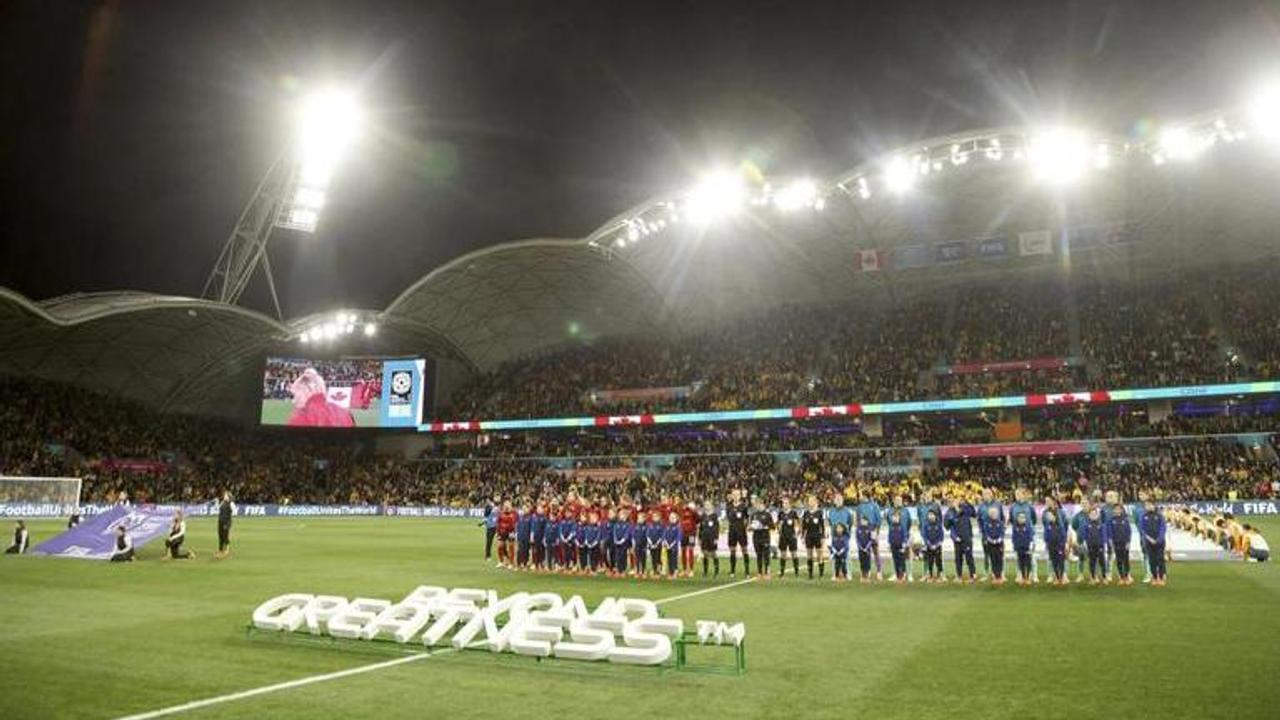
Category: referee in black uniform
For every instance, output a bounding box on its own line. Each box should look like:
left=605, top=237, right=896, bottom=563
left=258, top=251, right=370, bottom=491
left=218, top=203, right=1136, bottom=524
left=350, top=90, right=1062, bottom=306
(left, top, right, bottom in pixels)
left=697, top=500, right=721, bottom=577
left=777, top=496, right=801, bottom=577
left=725, top=489, right=750, bottom=577
left=749, top=497, right=776, bottom=578
left=215, top=490, right=235, bottom=559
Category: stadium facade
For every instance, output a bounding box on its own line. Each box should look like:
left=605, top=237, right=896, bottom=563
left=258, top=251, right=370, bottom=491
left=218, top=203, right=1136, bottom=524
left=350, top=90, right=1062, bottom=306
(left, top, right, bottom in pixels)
left=3, top=118, right=1278, bottom=420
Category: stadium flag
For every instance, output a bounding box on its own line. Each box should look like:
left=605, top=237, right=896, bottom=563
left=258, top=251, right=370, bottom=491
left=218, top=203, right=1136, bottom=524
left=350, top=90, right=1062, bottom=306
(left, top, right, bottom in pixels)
left=1018, top=230, right=1052, bottom=256
left=30, top=505, right=176, bottom=560
left=935, top=241, right=967, bottom=263
left=325, top=386, right=353, bottom=409
left=857, top=249, right=884, bottom=272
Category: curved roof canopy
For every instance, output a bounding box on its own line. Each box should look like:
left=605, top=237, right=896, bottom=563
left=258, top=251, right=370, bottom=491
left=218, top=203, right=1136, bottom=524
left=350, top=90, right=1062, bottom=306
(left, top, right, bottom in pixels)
left=4, top=113, right=1280, bottom=417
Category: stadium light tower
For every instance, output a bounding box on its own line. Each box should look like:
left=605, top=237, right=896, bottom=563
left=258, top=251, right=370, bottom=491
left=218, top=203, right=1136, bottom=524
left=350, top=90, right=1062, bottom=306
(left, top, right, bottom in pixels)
left=201, top=87, right=364, bottom=319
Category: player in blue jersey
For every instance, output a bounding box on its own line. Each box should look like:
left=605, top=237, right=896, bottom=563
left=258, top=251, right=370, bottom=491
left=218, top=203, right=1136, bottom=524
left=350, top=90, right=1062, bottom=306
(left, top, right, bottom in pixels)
left=1041, top=497, right=1069, bottom=585
left=976, top=488, right=1004, bottom=582
left=921, top=506, right=945, bottom=582
left=662, top=511, right=684, bottom=578
left=1009, top=488, right=1037, bottom=583
left=1108, top=496, right=1134, bottom=586
left=854, top=515, right=876, bottom=583
left=887, top=498, right=912, bottom=583
left=1011, top=506, right=1034, bottom=585
left=945, top=495, right=977, bottom=583
left=980, top=504, right=1007, bottom=585
left=1139, top=499, right=1167, bottom=586
left=1082, top=506, right=1110, bottom=585
left=857, top=491, right=884, bottom=580
left=611, top=507, right=633, bottom=576
left=830, top=523, right=850, bottom=581
left=645, top=509, right=665, bottom=577
left=515, top=502, right=533, bottom=569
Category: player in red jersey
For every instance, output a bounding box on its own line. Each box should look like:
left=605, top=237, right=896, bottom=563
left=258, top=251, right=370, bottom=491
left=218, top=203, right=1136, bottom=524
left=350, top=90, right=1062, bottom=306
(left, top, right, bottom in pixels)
left=495, top=501, right=518, bottom=569
left=679, top=501, right=700, bottom=577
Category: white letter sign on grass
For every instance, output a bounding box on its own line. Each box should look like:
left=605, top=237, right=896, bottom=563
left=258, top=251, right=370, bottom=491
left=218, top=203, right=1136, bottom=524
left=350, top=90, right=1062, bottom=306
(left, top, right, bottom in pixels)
left=251, top=586, right=744, bottom=666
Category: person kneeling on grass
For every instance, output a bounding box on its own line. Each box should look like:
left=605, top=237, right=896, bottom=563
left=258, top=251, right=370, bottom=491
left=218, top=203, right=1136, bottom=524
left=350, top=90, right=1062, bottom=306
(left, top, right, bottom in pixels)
left=164, top=510, right=194, bottom=559
left=6, top=520, right=29, bottom=555
left=830, top=523, right=850, bottom=581
left=110, top=525, right=135, bottom=563
left=1242, top=524, right=1269, bottom=563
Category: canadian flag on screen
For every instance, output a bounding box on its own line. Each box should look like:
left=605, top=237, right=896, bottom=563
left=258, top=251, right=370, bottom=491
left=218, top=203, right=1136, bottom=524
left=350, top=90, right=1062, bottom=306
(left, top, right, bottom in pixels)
left=326, top=386, right=352, bottom=409
left=857, top=249, right=884, bottom=272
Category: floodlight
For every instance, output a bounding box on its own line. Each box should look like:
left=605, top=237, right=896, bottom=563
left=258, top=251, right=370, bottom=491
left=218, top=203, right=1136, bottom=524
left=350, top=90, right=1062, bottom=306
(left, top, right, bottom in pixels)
left=773, top=178, right=818, bottom=211
left=1027, top=128, right=1089, bottom=185
left=297, top=88, right=363, bottom=169
left=323, top=323, right=337, bottom=340
left=684, top=170, right=745, bottom=224
left=292, top=187, right=326, bottom=209
left=883, top=157, right=915, bottom=195
left=1247, top=84, right=1280, bottom=142
left=363, top=323, right=377, bottom=337
left=300, top=331, right=311, bottom=343
left=1157, top=126, right=1203, bottom=161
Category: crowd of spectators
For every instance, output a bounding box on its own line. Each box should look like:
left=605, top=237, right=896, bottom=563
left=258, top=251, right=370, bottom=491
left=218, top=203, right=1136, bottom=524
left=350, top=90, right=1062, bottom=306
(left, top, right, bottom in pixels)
left=446, top=268, right=1279, bottom=420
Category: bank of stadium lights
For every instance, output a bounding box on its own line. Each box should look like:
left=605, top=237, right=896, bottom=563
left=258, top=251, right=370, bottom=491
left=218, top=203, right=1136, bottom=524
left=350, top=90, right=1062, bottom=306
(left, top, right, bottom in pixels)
left=684, top=170, right=747, bottom=224
left=1246, top=83, right=1280, bottom=143
left=278, top=88, right=364, bottom=233
left=1026, top=128, right=1090, bottom=185
left=297, top=311, right=377, bottom=344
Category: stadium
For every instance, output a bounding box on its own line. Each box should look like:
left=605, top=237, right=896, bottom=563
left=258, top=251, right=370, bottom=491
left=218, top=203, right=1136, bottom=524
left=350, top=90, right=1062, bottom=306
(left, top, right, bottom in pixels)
left=3, top=3, right=1280, bottom=719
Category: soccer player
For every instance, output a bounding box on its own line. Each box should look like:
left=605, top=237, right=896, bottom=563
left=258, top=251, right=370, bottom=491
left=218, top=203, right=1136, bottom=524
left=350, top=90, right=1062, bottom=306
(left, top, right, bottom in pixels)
left=1042, top=497, right=1069, bottom=585
left=1070, top=497, right=1092, bottom=583
left=726, top=490, right=750, bottom=577
left=698, top=501, right=721, bottom=578
left=646, top=509, right=665, bottom=577
left=915, top=489, right=942, bottom=580
left=662, top=511, right=683, bottom=578
left=854, top=515, right=876, bottom=582
left=1009, top=488, right=1037, bottom=583
left=922, top=507, right=945, bottom=582
left=679, top=502, right=699, bottom=577
left=67, top=508, right=82, bottom=529
left=976, top=488, right=1003, bottom=581
left=856, top=491, right=884, bottom=580
left=530, top=502, right=547, bottom=570
left=1011, top=508, right=1034, bottom=585
left=164, top=510, right=194, bottom=560
left=749, top=498, right=775, bottom=578
left=1108, top=496, right=1134, bottom=586
left=830, top=523, right=850, bottom=581
left=802, top=495, right=826, bottom=579
left=557, top=508, right=577, bottom=572
left=1133, top=490, right=1151, bottom=583
left=1083, top=506, right=1110, bottom=585
left=611, top=507, right=633, bottom=576
left=1139, top=500, right=1168, bottom=585
left=980, top=505, right=1006, bottom=585
left=215, top=490, right=235, bottom=559
left=515, top=502, right=533, bottom=569
left=495, top=501, right=517, bottom=569
left=6, top=520, right=29, bottom=554
left=576, top=511, right=592, bottom=573
left=777, top=496, right=801, bottom=578
left=542, top=502, right=559, bottom=571
left=109, top=525, right=134, bottom=562
left=887, top=501, right=911, bottom=583
left=482, top=495, right=499, bottom=562
left=583, top=511, right=603, bottom=573
left=945, top=495, right=977, bottom=583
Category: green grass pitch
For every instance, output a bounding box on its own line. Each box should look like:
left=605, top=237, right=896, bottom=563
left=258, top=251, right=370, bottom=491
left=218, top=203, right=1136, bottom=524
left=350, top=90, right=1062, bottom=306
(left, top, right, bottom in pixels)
left=3, top=516, right=1279, bottom=719
left=259, top=399, right=380, bottom=427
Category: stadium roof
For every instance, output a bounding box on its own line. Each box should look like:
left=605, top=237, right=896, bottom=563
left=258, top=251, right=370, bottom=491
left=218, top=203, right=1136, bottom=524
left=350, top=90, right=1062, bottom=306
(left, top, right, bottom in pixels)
left=4, top=117, right=1280, bottom=418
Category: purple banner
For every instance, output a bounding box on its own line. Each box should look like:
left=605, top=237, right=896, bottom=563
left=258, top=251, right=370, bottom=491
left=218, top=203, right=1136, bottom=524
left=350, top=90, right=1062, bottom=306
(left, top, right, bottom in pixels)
left=30, top=505, right=177, bottom=560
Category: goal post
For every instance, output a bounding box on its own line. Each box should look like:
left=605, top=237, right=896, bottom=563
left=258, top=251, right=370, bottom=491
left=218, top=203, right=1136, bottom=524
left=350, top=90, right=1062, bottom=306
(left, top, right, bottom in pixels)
left=0, top=476, right=83, bottom=517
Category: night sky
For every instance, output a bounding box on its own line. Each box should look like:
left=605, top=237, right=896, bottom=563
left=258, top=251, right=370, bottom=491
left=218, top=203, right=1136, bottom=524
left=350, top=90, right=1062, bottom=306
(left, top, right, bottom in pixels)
left=1, top=0, right=1276, bottom=318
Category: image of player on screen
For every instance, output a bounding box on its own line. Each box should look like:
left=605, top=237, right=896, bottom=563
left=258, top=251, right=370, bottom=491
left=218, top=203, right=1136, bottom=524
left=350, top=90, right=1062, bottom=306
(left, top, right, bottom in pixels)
left=287, top=367, right=356, bottom=428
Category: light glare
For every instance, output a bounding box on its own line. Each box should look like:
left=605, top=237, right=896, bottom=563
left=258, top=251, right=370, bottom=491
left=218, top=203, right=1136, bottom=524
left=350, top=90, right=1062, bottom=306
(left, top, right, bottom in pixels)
left=1027, top=128, right=1089, bottom=185
left=684, top=171, right=746, bottom=224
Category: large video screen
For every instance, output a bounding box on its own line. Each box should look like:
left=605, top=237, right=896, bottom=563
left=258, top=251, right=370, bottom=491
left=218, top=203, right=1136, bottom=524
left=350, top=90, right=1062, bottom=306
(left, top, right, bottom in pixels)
left=260, top=357, right=427, bottom=428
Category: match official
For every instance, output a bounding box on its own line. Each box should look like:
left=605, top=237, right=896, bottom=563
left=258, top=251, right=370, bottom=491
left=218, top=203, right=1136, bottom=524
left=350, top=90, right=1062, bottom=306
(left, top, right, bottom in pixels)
left=216, top=490, right=235, bottom=559
left=6, top=520, right=29, bottom=554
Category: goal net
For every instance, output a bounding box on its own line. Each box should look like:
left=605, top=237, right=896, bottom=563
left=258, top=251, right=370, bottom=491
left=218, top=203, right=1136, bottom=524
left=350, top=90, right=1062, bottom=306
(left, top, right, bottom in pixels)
left=0, top=476, right=82, bottom=517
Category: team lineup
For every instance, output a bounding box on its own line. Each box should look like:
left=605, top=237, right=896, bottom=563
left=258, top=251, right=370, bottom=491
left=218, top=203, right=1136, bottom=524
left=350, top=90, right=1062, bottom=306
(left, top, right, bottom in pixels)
left=482, top=487, right=1172, bottom=586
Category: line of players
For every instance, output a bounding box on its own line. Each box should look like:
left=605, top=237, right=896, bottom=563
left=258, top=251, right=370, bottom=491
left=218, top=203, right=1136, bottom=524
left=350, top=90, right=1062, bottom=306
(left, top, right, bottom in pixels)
left=483, top=486, right=1171, bottom=586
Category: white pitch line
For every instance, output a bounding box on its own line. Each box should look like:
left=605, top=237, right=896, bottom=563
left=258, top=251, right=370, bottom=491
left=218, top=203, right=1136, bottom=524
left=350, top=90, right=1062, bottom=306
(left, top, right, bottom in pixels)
left=110, top=578, right=757, bottom=720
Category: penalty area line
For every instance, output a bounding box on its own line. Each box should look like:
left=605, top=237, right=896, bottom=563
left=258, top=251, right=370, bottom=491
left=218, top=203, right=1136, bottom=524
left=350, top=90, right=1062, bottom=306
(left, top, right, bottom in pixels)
left=110, top=578, right=757, bottom=720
